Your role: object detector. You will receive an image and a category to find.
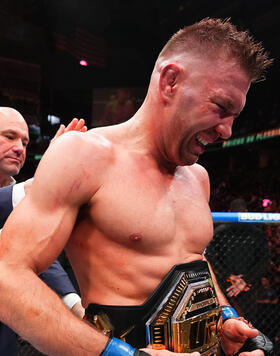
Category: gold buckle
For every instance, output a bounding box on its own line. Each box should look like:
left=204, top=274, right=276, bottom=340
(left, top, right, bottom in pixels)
left=172, top=307, right=221, bottom=353
left=146, top=273, right=222, bottom=354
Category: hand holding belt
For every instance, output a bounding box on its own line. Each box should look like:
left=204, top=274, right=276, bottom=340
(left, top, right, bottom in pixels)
left=220, top=305, right=275, bottom=356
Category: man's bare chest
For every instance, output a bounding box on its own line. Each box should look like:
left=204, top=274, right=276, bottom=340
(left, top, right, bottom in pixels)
left=87, top=163, right=213, bottom=250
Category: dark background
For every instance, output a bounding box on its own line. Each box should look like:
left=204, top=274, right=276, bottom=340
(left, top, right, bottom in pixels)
left=0, top=0, right=279, bottom=181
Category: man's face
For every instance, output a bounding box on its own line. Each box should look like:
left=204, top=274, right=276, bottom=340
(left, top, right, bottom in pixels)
left=0, top=108, right=29, bottom=179
left=163, top=55, right=251, bottom=166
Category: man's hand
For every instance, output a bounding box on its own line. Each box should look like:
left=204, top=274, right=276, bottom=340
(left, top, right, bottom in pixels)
left=221, top=318, right=264, bottom=356
left=140, top=348, right=200, bottom=355
left=227, top=274, right=251, bottom=297
left=238, top=350, right=266, bottom=356
left=52, top=118, right=87, bottom=142
left=23, top=119, right=87, bottom=194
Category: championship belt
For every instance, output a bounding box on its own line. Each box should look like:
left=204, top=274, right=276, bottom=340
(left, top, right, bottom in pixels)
left=85, top=261, right=222, bottom=355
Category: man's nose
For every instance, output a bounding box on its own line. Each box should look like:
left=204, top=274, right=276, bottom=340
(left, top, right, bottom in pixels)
left=12, top=139, right=25, bottom=155
left=214, top=116, right=234, bottom=139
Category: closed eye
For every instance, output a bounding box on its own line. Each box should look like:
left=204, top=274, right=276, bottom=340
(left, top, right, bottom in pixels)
left=213, top=102, right=227, bottom=117
left=215, top=103, right=226, bottom=111
left=214, top=102, right=238, bottom=119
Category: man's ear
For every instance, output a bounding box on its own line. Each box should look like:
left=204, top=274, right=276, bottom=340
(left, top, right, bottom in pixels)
left=159, top=64, right=181, bottom=103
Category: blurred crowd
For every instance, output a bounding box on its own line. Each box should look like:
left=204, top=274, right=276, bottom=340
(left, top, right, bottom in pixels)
left=208, top=161, right=280, bottom=348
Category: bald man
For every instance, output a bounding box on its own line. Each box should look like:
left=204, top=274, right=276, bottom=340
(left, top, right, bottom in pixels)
left=0, top=107, right=29, bottom=187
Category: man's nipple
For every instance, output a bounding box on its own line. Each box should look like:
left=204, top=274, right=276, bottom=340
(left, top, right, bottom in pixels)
left=129, top=233, right=143, bottom=242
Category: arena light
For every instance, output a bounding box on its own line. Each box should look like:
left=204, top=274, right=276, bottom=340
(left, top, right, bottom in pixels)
left=47, top=115, right=61, bottom=125
left=34, top=154, right=43, bottom=161
left=79, top=60, right=88, bottom=66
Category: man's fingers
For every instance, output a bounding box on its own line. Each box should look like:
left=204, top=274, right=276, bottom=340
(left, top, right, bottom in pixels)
left=222, top=318, right=259, bottom=342
left=52, top=124, right=65, bottom=140
left=51, top=118, right=87, bottom=143
left=74, top=118, right=85, bottom=130
left=229, top=290, right=241, bottom=297
left=226, top=287, right=240, bottom=297
left=64, top=118, right=87, bottom=133
left=239, top=350, right=265, bottom=356
left=237, top=322, right=259, bottom=339
left=229, top=319, right=258, bottom=339
left=64, top=118, right=79, bottom=132
left=140, top=348, right=200, bottom=355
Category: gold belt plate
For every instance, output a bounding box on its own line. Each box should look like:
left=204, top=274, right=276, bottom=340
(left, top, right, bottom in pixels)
left=146, top=272, right=222, bottom=354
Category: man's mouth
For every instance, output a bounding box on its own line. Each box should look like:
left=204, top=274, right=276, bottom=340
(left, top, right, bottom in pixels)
left=196, top=134, right=209, bottom=147
left=6, top=157, right=21, bottom=164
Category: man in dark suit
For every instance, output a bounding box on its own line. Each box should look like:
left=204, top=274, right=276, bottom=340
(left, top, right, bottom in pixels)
left=0, top=107, right=85, bottom=355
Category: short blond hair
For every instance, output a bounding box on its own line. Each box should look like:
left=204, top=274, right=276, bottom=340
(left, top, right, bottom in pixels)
left=159, top=18, right=272, bottom=82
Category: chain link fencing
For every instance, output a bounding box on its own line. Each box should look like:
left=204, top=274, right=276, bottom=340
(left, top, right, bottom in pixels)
left=206, top=215, right=280, bottom=354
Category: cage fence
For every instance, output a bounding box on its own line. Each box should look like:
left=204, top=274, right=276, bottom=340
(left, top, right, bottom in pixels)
left=208, top=212, right=280, bottom=354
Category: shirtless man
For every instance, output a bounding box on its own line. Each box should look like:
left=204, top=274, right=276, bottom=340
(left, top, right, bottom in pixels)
left=0, top=18, right=273, bottom=356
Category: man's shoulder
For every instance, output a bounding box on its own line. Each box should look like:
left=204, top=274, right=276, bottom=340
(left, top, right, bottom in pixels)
left=32, top=128, right=117, bottom=204
left=179, top=163, right=209, bottom=178
left=57, top=127, right=112, bottom=147
left=178, top=163, right=210, bottom=199
left=50, top=128, right=115, bottom=163
left=179, top=164, right=210, bottom=191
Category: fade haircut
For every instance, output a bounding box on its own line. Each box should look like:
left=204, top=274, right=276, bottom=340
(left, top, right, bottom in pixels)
left=158, top=18, right=273, bottom=82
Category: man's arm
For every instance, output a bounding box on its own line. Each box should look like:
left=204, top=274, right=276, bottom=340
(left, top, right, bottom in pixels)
left=0, top=132, right=109, bottom=356
left=39, top=260, right=84, bottom=318
left=0, top=181, right=84, bottom=318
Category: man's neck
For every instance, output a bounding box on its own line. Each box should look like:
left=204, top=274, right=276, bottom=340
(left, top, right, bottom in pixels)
left=118, top=116, right=178, bottom=176
left=0, top=176, right=15, bottom=188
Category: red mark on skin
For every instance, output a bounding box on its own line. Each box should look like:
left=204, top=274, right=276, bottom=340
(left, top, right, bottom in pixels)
left=117, top=260, right=125, bottom=268
left=69, top=179, right=82, bottom=193
left=0, top=243, right=11, bottom=259
left=27, top=307, right=41, bottom=318
left=129, top=233, right=143, bottom=242
left=82, top=169, right=91, bottom=181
